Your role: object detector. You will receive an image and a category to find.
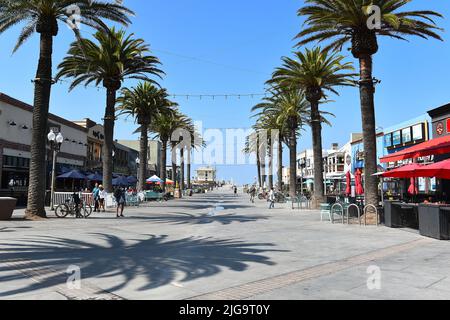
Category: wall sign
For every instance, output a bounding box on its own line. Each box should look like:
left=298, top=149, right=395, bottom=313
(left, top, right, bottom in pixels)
left=436, top=122, right=444, bottom=136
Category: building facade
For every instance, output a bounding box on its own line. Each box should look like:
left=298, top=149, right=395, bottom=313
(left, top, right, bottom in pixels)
left=195, top=166, right=217, bottom=184
left=117, top=139, right=161, bottom=176
left=0, top=93, right=87, bottom=194
left=73, top=118, right=104, bottom=172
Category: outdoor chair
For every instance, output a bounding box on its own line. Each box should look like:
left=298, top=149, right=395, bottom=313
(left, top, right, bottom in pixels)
left=320, top=203, right=332, bottom=221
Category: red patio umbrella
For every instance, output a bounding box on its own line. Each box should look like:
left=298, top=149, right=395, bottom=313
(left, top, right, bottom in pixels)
left=415, top=159, right=450, bottom=180
left=382, top=163, right=424, bottom=178
left=407, top=177, right=419, bottom=195
left=355, top=169, right=364, bottom=195
left=345, top=171, right=351, bottom=196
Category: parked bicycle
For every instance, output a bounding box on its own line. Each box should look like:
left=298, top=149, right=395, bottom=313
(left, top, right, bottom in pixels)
left=55, top=193, right=93, bottom=218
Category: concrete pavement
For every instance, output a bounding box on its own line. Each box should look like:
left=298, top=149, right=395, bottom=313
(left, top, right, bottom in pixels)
left=1, top=187, right=450, bottom=300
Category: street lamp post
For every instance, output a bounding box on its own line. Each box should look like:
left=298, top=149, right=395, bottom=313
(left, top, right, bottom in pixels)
left=48, top=130, right=64, bottom=211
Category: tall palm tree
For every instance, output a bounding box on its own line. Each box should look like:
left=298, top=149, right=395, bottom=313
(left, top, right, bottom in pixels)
left=0, top=0, right=132, bottom=218
left=150, top=112, right=177, bottom=191
left=243, top=132, right=263, bottom=189
left=270, top=47, right=355, bottom=208
left=169, top=114, right=193, bottom=194
left=296, top=0, right=442, bottom=206
left=252, top=109, right=289, bottom=191
left=116, top=83, right=175, bottom=191
left=57, top=27, right=163, bottom=193
left=253, top=89, right=310, bottom=198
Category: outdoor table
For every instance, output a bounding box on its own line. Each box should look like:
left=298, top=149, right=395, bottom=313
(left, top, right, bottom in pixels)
left=418, top=204, right=450, bottom=240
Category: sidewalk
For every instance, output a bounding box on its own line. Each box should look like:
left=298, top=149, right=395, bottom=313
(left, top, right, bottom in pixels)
left=1, top=189, right=449, bottom=300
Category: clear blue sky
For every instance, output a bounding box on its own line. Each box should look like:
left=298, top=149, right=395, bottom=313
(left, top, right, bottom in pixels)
left=0, top=0, right=449, bottom=184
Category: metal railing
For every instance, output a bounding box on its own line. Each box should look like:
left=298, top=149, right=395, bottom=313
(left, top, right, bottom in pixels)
left=53, top=192, right=93, bottom=206
left=364, top=204, right=380, bottom=226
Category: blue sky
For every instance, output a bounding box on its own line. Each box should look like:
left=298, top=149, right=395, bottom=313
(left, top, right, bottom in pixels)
left=0, top=0, right=449, bottom=184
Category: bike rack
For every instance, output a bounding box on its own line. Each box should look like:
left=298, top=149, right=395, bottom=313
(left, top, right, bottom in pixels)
left=330, top=203, right=344, bottom=224
left=363, top=204, right=379, bottom=226
left=346, top=204, right=361, bottom=226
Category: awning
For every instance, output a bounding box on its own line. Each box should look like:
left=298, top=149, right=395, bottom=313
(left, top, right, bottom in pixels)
left=415, top=158, right=450, bottom=179
left=380, top=135, right=450, bottom=163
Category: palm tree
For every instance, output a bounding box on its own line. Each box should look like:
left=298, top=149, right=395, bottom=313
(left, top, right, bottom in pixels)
left=116, top=82, right=175, bottom=191
left=169, top=114, right=193, bottom=194
left=0, top=0, right=132, bottom=218
left=270, top=47, right=355, bottom=208
left=243, top=132, right=263, bottom=189
left=296, top=0, right=442, bottom=206
left=252, top=109, right=289, bottom=192
left=57, top=27, right=163, bottom=193
left=253, top=89, right=310, bottom=199
left=150, top=112, right=177, bottom=191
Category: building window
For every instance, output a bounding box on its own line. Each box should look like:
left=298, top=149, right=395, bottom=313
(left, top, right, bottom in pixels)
left=402, top=128, right=412, bottom=144
left=392, top=131, right=401, bottom=146
left=412, top=124, right=424, bottom=141
left=384, top=133, right=392, bottom=148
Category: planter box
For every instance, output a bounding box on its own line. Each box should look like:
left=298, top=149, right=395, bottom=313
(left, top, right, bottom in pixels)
left=384, top=201, right=402, bottom=228
left=0, top=197, right=17, bottom=220
left=419, top=205, right=450, bottom=240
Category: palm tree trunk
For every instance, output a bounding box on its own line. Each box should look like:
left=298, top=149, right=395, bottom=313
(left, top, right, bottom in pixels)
left=310, top=100, right=325, bottom=208
left=26, top=32, right=54, bottom=219
left=268, top=133, right=274, bottom=190
left=102, top=88, right=116, bottom=193
left=171, top=145, right=177, bottom=185
left=138, top=122, right=148, bottom=191
left=256, top=151, right=262, bottom=188
left=160, top=140, right=167, bottom=191
left=277, top=131, right=283, bottom=191
left=288, top=116, right=297, bottom=199
left=187, top=148, right=192, bottom=189
left=180, top=147, right=185, bottom=191
left=256, top=135, right=262, bottom=188
left=359, top=54, right=378, bottom=207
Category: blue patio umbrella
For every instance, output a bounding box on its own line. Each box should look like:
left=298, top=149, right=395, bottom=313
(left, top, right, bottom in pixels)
left=112, top=176, right=130, bottom=187
left=57, top=170, right=86, bottom=180
left=87, top=172, right=103, bottom=181
left=57, top=170, right=86, bottom=191
left=127, top=176, right=138, bottom=184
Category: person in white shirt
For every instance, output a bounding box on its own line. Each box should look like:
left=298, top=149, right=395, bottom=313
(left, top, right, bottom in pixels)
left=98, top=185, right=107, bottom=212
left=268, top=188, right=275, bottom=209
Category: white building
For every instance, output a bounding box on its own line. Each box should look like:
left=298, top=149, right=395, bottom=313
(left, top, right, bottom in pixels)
left=195, top=166, right=216, bottom=184
left=0, top=93, right=87, bottom=191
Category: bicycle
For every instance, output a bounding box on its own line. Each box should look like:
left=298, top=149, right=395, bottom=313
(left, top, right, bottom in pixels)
left=55, top=194, right=93, bottom=218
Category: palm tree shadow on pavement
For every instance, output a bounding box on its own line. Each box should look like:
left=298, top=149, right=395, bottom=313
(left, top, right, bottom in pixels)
left=124, top=212, right=269, bottom=225
left=0, top=234, right=287, bottom=297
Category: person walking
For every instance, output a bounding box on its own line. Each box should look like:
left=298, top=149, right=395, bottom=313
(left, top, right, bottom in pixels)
left=92, top=183, right=100, bottom=212
left=249, top=185, right=256, bottom=203
left=268, top=188, right=275, bottom=209
left=114, top=187, right=126, bottom=218
left=234, top=185, right=238, bottom=197
left=98, top=185, right=107, bottom=212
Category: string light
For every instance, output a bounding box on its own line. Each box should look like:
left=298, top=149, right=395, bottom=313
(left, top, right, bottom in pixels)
left=48, top=78, right=266, bottom=100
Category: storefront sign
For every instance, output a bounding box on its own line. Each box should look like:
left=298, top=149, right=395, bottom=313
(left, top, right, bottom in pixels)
left=436, top=122, right=444, bottom=136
